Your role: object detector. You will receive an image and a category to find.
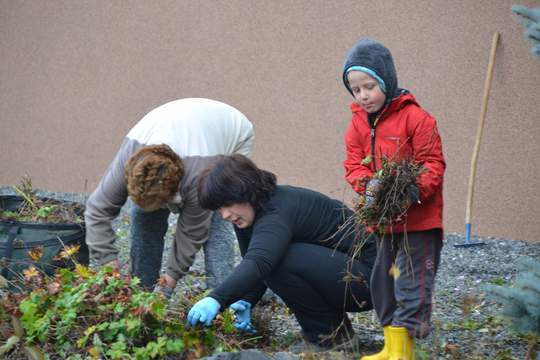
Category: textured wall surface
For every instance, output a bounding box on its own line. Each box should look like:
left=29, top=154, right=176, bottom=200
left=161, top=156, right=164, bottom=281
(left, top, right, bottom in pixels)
left=1, top=1, right=539, bottom=241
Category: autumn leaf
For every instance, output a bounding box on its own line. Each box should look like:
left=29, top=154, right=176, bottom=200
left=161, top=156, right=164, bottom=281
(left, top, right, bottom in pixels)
left=445, top=343, right=460, bottom=354
left=75, top=264, right=93, bottom=279
left=27, top=247, right=44, bottom=262
left=110, top=267, right=121, bottom=278
left=88, top=345, right=101, bottom=359
left=0, top=274, right=7, bottom=288
left=389, top=263, right=401, bottom=280
left=53, top=244, right=81, bottom=260
left=23, top=266, right=39, bottom=281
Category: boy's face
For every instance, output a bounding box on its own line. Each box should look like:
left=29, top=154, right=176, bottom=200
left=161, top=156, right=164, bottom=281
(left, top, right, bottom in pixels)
left=347, top=71, right=386, bottom=113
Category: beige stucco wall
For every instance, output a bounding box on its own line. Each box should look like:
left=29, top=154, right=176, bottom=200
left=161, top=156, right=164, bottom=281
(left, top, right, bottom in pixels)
left=1, top=1, right=539, bottom=241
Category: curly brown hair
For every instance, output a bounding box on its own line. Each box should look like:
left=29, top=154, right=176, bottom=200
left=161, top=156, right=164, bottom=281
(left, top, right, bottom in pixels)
left=125, top=144, right=184, bottom=211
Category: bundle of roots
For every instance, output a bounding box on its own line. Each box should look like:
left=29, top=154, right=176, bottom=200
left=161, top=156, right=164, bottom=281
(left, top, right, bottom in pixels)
left=354, top=156, right=424, bottom=232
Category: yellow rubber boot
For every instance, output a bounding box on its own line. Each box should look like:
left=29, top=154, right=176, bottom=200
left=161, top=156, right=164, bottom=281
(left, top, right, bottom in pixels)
left=387, top=326, right=415, bottom=360
left=360, top=326, right=391, bottom=360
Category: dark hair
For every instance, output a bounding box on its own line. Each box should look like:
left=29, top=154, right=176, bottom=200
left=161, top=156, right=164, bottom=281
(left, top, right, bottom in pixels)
left=198, top=154, right=277, bottom=211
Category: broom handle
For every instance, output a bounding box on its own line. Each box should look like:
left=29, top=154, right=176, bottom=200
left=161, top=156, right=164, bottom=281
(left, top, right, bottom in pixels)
left=465, top=32, right=500, bottom=241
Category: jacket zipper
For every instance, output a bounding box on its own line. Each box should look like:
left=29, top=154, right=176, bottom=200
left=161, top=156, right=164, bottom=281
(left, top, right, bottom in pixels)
left=366, top=92, right=403, bottom=174
left=370, top=114, right=382, bottom=172
left=371, top=126, right=377, bottom=172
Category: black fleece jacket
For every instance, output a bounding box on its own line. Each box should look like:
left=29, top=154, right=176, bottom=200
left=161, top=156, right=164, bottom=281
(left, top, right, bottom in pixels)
left=208, top=185, right=376, bottom=307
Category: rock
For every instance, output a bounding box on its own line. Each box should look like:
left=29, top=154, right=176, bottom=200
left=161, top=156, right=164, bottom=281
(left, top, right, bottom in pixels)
left=199, top=350, right=302, bottom=360
left=199, top=349, right=350, bottom=360
left=271, top=352, right=301, bottom=360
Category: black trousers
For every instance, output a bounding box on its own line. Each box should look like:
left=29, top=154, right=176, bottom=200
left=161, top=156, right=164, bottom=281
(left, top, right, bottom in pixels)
left=130, top=206, right=169, bottom=289
left=264, top=242, right=373, bottom=344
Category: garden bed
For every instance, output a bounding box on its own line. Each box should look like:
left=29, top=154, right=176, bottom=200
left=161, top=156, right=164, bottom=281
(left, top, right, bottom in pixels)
left=1, top=189, right=539, bottom=359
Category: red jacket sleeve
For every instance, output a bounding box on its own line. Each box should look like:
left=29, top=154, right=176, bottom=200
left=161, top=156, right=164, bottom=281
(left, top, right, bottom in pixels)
left=344, top=118, right=374, bottom=193
left=410, top=112, right=446, bottom=199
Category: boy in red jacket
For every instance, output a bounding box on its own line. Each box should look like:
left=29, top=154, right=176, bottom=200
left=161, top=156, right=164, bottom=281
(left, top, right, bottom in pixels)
left=342, top=38, right=446, bottom=360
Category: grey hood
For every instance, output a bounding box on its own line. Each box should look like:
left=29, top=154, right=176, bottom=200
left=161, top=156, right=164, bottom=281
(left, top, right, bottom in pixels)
left=342, top=38, right=400, bottom=102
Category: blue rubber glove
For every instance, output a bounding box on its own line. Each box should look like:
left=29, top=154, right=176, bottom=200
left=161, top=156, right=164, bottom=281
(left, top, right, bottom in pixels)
left=229, top=300, right=256, bottom=333
left=187, top=297, right=221, bottom=327
left=512, top=5, right=540, bottom=57
left=365, top=178, right=382, bottom=206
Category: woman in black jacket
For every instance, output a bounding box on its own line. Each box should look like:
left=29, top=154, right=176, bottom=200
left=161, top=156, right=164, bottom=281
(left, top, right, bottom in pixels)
left=186, top=154, right=376, bottom=350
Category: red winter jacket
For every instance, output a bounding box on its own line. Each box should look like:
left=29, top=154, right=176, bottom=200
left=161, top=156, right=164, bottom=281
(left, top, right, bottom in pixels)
left=344, top=92, right=445, bottom=233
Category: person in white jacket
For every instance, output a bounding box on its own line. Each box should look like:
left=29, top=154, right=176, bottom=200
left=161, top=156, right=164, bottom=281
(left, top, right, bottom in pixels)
left=84, top=98, right=254, bottom=295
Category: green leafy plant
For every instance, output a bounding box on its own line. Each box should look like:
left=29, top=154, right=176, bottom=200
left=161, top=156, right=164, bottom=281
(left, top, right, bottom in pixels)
left=1, top=263, right=235, bottom=359
left=489, top=277, right=508, bottom=286
left=462, top=319, right=481, bottom=331
left=36, top=206, right=55, bottom=219
left=0, top=210, right=18, bottom=218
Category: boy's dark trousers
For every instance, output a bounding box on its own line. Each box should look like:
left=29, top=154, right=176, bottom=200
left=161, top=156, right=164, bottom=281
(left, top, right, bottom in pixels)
left=371, top=228, right=443, bottom=338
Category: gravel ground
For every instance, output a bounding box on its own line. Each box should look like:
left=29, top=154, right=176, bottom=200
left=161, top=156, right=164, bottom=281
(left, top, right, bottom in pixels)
left=110, top=202, right=540, bottom=359
left=2, top=188, right=539, bottom=359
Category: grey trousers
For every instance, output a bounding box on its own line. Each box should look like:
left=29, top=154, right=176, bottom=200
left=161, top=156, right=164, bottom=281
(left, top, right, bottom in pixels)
left=203, top=213, right=236, bottom=288
left=130, top=206, right=236, bottom=289
left=370, top=229, right=443, bottom=338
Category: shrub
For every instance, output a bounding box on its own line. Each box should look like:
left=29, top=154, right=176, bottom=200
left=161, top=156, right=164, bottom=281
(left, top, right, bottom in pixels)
left=1, top=264, right=235, bottom=359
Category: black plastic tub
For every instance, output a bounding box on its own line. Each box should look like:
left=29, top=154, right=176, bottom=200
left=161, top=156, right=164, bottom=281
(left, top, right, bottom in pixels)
left=0, top=195, right=88, bottom=282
